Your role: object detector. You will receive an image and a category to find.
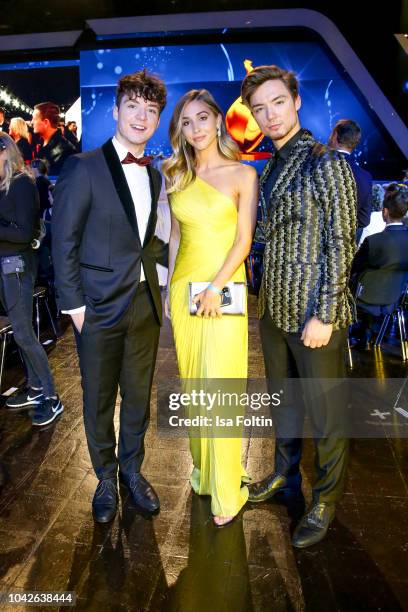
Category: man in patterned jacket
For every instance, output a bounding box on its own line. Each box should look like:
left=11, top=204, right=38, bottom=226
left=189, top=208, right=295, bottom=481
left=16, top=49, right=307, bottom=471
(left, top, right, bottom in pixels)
left=241, top=65, right=357, bottom=548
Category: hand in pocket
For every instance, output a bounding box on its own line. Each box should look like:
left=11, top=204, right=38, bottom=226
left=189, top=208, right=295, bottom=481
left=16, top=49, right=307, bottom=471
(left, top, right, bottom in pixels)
left=71, top=311, right=85, bottom=333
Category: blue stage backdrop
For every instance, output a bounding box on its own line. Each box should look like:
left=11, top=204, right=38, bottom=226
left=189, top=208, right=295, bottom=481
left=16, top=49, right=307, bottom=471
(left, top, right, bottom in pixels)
left=80, top=42, right=400, bottom=178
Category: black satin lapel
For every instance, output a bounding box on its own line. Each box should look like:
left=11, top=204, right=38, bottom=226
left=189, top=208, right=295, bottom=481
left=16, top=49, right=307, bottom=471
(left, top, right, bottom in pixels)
left=101, top=140, right=141, bottom=242
left=143, top=165, right=161, bottom=246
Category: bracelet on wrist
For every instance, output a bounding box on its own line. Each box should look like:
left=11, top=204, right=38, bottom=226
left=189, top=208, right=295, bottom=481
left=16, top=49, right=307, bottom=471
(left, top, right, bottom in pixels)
left=207, top=283, right=223, bottom=295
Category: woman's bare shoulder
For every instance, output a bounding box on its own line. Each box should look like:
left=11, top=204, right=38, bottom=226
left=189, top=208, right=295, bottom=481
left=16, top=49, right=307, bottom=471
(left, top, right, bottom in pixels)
left=220, top=161, right=257, bottom=178
left=230, top=163, right=258, bottom=187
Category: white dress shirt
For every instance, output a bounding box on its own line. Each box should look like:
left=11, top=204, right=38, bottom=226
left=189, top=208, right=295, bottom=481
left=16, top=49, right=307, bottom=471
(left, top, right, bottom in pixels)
left=63, top=136, right=152, bottom=315
left=358, top=211, right=386, bottom=247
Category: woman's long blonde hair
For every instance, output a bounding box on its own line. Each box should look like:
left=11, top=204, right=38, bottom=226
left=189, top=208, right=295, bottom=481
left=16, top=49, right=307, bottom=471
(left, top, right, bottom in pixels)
left=9, top=117, right=29, bottom=141
left=0, top=132, right=32, bottom=193
left=162, top=89, right=240, bottom=194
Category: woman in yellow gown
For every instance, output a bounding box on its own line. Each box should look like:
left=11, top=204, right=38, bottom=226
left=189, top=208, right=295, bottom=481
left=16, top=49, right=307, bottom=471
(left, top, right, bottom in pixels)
left=162, top=89, right=258, bottom=526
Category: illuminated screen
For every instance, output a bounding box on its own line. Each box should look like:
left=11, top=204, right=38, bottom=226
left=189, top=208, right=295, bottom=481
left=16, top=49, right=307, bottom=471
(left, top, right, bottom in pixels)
left=80, top=41, right=404, bottom=178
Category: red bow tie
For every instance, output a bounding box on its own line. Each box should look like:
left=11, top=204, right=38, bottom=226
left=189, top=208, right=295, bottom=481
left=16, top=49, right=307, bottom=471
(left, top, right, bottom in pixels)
left=121, top=152, right=153, bottom=166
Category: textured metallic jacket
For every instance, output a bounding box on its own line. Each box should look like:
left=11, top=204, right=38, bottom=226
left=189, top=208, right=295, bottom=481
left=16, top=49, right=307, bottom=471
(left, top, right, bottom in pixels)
left=257, top=129, right=357, bottom=333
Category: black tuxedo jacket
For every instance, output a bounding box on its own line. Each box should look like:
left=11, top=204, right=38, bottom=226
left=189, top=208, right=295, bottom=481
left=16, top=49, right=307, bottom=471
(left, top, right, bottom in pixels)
left=51, top=139, right=168, bottom=327
left=346, top=157, right=372, bottom=229
left=351, top=225, right=408, bottom=305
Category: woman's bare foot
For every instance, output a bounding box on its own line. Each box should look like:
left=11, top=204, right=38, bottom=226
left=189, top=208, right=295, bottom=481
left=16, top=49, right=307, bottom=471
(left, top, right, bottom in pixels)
left=213, top=515, right=235, bottom=527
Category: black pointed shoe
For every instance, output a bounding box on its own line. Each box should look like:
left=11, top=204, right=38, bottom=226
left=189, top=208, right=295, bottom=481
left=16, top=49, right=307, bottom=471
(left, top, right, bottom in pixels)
left=292, top=502, right=335, bottom=548
left=248, top=472, right=302, bottom=502
left=92, top=478, right=118, bottom=523
left=119, top=473, right=160, bottom=513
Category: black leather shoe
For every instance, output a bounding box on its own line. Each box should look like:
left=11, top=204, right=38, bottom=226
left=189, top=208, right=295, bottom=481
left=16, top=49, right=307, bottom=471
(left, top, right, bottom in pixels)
left=92, top=478, right=118, bottom=523
left=119, top=473, right=160, bottom=513
left=248, top=472, right=301, bottom=502
left=292, top=502, right=335, bottom=548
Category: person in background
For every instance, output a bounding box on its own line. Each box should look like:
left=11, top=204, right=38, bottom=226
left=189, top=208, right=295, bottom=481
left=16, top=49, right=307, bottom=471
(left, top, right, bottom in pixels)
left=350, top=183, right=408, bottom=347
left=32, top=102, right=75, bottom=176
left=401, top=172, right=408, bottom=227
left=30, top=158, right=52, bottom=214
left=0, top=132, right=62, bottom=425
left=9, top=117, right=33, bottom=163
left=28, top=121, right=41, bottom=155
left=64, top=121, right=80, bottom=152
left=30, top=158, right=54, bottom=284
left=328, top=119, right=372, bottom=243
left=358, top=183, right=386, bottom=246
left=328, top=119, right=373, bottom=244
left=0, top=108, right=9, bottom=133
left=26, top=121, right=33, bottom=146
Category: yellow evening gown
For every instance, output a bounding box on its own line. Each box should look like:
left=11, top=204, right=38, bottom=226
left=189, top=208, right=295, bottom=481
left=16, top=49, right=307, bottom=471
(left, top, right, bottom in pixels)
left=170, top=176, right=249, bottom=517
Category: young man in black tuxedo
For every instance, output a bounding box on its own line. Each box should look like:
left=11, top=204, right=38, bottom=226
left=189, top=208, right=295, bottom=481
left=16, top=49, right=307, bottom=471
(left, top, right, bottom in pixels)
left=52, top=70, right=168, bottom=522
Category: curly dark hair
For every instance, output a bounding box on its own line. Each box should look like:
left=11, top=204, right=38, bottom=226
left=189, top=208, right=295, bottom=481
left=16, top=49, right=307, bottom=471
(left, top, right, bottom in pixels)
left=115, top=69, right=167, bottom=114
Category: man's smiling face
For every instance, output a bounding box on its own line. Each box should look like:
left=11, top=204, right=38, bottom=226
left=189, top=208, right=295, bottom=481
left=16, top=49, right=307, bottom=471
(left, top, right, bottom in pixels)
left=113, top=94, right=160, bottom=152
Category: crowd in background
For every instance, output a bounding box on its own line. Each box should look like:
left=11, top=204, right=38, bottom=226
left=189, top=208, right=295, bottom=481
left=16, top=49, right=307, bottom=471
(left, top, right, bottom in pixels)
left=0, top=103, right=80, bottom=174
left=0, top=102, right=80, bottom=285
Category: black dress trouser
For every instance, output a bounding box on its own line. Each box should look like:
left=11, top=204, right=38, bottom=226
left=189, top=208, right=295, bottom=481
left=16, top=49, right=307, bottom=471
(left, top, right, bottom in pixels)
left=75, top=282, right=160, bottom=481
left=260, top=309, right=349, bottom=504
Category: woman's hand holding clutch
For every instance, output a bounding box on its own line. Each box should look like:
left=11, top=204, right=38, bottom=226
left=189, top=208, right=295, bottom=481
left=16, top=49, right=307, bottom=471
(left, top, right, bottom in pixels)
left=193, top=288, right=222, bottom=318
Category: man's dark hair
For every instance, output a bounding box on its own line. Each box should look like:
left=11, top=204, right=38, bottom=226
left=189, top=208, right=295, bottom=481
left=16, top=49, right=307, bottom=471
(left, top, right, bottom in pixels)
left=115, top=69, right=167, bottom=113
left=0, top=107, right=5, bottom=115
left=241, top=65, right=299, bottom=108
left=34, top=102, right=61, bottom=128
left=383, top=183, right=408, bottom=219
left=333, top=119, right=361, bottom=151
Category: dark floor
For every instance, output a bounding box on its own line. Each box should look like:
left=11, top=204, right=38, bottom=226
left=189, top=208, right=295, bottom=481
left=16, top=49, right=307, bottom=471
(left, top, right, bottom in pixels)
left=0, top=295, right=407, bottom=612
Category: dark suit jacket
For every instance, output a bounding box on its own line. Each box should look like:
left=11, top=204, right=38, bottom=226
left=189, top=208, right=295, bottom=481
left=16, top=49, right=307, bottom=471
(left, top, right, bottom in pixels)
left=258, top=130, right=357, bottom=333
left=51, top=139, right=168, bottom=327
left=16, top=137, right=33, bottom=163
left=0, top=174, right=39, bottom=255
left=346, top=156, right=372, bottom=229
left=38, top=129, right=76, bottom=176
left=351, top=225, right=408, bottom=305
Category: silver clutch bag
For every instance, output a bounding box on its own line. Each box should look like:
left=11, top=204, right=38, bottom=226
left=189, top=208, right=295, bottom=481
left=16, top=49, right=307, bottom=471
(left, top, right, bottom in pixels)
left=189, top=282, right=247, bottom=315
